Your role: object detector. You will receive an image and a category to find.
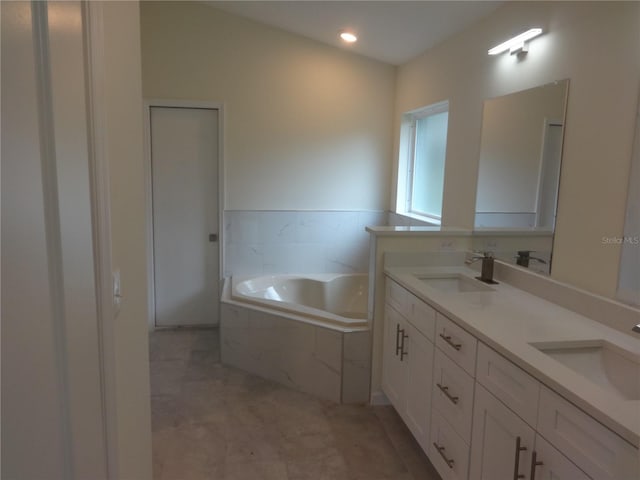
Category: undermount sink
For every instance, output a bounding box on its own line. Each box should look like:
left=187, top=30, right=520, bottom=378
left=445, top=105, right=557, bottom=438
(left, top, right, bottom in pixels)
left=531, top=340, right=640, bottom=401
left=417, top=273, right=495, bottom=293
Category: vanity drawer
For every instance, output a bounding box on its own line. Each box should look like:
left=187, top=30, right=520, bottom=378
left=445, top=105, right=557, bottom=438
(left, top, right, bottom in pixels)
left=435, top=314, right=477, bottom=376
left=385, top=279, right=407, bottom=317
left=429, top=413, right=470, bottom=480
left=476, top=342, right=540, bottom=427
left=432, top=348, right=475, bottom=442
left=406, top=292, right=436, bottom=342
left=537, top=386, right=639, bottom=480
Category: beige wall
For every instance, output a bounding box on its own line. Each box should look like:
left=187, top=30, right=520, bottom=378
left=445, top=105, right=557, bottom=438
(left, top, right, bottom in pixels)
left=102, top=2, right=153, bottom=478
left=140, top=1, right=396, bottom=211
left=476, top=81, right=566, bottom=213
left=394, top=1, right=640, bottom=298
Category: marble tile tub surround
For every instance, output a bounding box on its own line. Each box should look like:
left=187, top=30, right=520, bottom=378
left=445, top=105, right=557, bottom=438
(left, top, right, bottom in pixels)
left=220, top=295, right=371, bottom=404
left=150, top=328, right=441, bottom=480
left=385, top=263, right=640, bottom=447
left=224, top=210, right=387, bottom=276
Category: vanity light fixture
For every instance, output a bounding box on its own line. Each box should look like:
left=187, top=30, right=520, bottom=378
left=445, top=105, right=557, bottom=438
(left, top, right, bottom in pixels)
left=488, top=28, right=543, bottom=55
left=339, top=31, right=358, bottom=43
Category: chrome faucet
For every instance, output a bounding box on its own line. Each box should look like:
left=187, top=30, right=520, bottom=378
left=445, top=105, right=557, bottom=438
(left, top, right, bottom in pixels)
left=632, top=324, right=640, bottom=334
left=515, top=250, right=547, bottom=268
left=466, top=251, right=499, bottom=284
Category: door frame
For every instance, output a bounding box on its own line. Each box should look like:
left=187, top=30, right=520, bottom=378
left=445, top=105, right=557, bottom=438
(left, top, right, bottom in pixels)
left=84, top=1, right=116, bottom=476
left=534, top=117, right=563, bottom=228
left=142, top=99, right=225, bottom=329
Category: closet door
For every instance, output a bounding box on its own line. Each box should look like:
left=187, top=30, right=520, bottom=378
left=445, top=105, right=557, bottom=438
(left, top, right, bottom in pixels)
left=150, top=106, right=219, bottom=326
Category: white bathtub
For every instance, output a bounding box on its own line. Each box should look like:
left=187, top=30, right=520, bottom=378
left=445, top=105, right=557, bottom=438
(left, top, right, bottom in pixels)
left=230, top=273, right=368, bottom=330
left=221, top=273, right=371, bottom=403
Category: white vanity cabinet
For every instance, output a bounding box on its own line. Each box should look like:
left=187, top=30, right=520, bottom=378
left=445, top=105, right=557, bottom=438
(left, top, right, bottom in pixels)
left=382, top=305, right=407, bottom=407
left=382, top=282, right=435, bottom=452
left=469, top=383, right=535, bottom=479
left=536, top=386, right=639, bottom=480
left=531, top=435, right=591, bottom=480
left=429, top=314, right=478, bottom=480
left=382, top=275, right=639, bottom=480
left=471, top=343, right=639, bottom=480
left=470, top=383, right=591, bottom=480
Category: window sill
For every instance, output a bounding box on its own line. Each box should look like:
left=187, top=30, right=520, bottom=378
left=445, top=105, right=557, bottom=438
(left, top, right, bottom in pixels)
left=395, top=211, right=441, bottom=226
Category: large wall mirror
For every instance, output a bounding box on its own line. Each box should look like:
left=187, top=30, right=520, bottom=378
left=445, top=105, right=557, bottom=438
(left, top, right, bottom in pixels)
left=475, top=80, right=569, bottom=230
left=617, top=90, right=639, bottom=307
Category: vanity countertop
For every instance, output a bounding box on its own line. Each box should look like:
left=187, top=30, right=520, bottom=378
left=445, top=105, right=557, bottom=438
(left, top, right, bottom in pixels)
left=385, top=265, right=640, bottom=448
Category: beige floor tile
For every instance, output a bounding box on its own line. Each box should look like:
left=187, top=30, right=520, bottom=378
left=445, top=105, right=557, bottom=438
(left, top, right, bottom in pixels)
left=222, top=460, right=290, bottom=480
left=150, top=328, right=441, bottom=480
left=285, top=452, right=350, bottom=480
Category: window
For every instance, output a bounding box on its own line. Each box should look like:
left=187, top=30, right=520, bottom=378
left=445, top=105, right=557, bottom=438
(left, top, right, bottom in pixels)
left=396, top=101, right=449, bottom=224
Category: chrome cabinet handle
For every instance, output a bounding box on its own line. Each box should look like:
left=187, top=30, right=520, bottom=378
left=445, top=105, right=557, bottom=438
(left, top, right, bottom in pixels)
left=436, top=383, right=459, bottom=404
left=513, top=436, right=527, bottom=480
left=433, top=442, right=455, bottom=468
left=395, top=324, right=402, bottom=356
left=439, top=333, right=462, bottom=351
left=530, top=451, right=543, bottom=480
left=400, top=331, right=408, bottom=361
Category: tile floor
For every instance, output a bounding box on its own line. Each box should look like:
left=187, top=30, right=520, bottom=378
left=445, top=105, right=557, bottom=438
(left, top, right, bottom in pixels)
left=150, top=328, right=441, bottom=480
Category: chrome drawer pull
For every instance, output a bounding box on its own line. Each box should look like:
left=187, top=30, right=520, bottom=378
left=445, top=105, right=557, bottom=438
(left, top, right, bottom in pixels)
left=439, top=333, right=462, bottom=351
left=530, top=451, right=543, bottom=480
left=433, top=442, right=455, bottom=468
left=436, top=383, right=459, bottom=404
left=400, top=331, right=409, bottom=362
left=513, top=436, right=527, bottom=480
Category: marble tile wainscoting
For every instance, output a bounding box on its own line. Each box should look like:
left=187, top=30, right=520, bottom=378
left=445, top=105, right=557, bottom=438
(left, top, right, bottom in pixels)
left=220, top=300, right=371, bottom=404
left=223, top=210, right=387, bottom=276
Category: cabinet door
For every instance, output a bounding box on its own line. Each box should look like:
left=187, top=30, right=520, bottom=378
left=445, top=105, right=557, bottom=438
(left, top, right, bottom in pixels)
left=537, top=386, right=638, bottom=480
left=531, top=435, right=591, bottom=480
left=404, top=324, right=434, bottom=451
left=469, top=383, right=535, bottom=480
left=381, top=305, right=407, bottom=409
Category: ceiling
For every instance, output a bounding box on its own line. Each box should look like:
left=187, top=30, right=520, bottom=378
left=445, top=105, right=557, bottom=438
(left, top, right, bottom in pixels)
left=207, top=1, right=504, bottom=65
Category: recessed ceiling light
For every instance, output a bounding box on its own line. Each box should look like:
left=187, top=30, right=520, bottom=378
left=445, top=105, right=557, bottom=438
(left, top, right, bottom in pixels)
left=339, top=31, right=358, bottom=43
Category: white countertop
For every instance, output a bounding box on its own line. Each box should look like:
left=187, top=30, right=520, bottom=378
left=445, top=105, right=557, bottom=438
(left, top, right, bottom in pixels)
left=385, top=265, right=640, bottom=447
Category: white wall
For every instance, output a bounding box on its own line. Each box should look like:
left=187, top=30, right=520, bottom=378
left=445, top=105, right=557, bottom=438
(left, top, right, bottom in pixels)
left=394, top=1, right=640, bottom=298
left=140, top=1, right=396, bottom=211
left=101, top=2, right=153, bottom=479
left=1, top=2, right=141, bottom=478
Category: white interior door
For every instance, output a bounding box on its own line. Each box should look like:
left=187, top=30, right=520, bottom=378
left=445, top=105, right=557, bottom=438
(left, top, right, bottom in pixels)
left=150, top=106, right=219, bottom=327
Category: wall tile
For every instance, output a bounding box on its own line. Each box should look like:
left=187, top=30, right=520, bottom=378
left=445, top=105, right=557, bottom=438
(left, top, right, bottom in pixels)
left=224, top=210, right=387, bottom=276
